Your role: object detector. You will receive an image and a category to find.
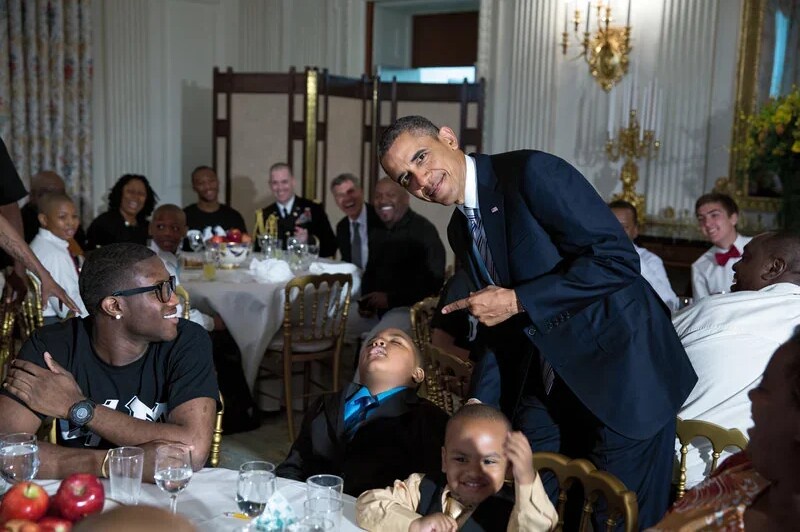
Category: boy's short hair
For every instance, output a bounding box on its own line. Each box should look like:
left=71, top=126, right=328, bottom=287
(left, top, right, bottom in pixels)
left=695, top=193, right=739, bottom=216
left=38, top=192, right=75, bottom=215
left=446, top=403, right=512, bottom=442
left=608, top=200, right=638, bottom=226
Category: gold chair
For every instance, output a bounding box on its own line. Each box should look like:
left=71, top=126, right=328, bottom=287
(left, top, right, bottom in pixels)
left=175, top=285, right=191, bottom=320
left=0, top=299, right=16, bottom=383
left=532, top=451, right=639, bottom=532
left=409, top=296, right=439, bottom=349
left=423, top=342, right=473, bottom=415
left=208, top=393, right=225, bottom=467
left=257, top=273, right=352, bottom=441
left=675, top=417, right=749, bottom=499
left=19, top=272, right=44, bottom=340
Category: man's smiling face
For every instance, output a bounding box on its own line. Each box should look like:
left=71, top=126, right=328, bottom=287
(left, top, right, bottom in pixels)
left=379, top=127, right=467, bottom=206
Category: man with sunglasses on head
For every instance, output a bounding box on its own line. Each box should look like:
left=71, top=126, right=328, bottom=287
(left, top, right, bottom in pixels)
left=0, top=243, right=219, bottom=482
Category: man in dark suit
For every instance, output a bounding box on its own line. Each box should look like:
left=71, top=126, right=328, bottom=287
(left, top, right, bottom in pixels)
left=261, top=163, right=337, bottom=257
left=378, top=116, right=697, bottom=527
left=275, top=328, right=448, bottom=497
left=330, top=173, right=382, bottom=269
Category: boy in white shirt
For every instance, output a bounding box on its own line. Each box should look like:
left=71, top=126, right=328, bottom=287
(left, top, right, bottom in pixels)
left=609, top=200, right=679, bottom=311
left=29, top=193, right=88, bottom=322
left=692, top=193, right=752, bottom=300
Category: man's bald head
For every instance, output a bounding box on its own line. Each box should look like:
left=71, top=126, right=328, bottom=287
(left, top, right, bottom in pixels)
left=732, top=232, right=800, bottom=292
left=30, top=171, right=66, bottom=205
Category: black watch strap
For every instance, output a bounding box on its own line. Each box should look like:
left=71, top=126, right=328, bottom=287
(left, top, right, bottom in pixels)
left=68, top=399, right=96, bottom=427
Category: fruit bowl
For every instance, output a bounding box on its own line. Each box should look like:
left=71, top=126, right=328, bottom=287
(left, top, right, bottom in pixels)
left=216, top=242, right=251, bottom=268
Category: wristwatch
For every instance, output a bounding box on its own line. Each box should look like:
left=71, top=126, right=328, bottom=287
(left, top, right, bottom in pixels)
left=68, top=399, right=96, bottom=427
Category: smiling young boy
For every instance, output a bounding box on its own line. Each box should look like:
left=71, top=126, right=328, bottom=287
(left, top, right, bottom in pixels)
left=276, top=328, right=449, bottom=497
left=356, top=404, right=557, bottom=532
left=29, top=193, right=88, bottom=321
left=692, top=193, right=752, bottom=300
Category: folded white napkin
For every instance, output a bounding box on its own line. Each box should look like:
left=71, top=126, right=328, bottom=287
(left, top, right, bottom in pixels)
left=308, top=261, right=358, bottom=275
left=249, top=258, right=293, bottom=283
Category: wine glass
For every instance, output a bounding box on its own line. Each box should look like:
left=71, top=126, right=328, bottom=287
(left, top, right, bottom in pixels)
left=154, top=444, right=193, bottom=514
left=236, top=461, right=275, bottom=518
left=0, top=433, right=40, bottom=484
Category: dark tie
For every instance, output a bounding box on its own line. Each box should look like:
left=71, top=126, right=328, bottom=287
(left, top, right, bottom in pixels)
left=351, top=221, right=362, bottom=269
left=715, top=245, right=741, bottom=266
left=345, top=394, right=378, bottom=438
left=464, top=207, right=497, bottom=284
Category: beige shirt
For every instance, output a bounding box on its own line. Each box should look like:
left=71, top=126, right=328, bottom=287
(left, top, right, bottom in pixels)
left=356, top=472, right=558, bottom=532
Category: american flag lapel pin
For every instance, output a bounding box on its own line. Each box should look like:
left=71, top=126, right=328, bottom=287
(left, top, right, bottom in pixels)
left=490, top=206, right=499, bottom=213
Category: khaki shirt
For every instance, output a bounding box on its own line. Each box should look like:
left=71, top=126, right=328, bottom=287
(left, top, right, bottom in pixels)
left=356, top=472, right=558, bottom=532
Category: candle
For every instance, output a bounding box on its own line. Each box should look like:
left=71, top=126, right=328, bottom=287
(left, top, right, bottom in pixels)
left=608, top=91, right=616, bottom=137
left=626, top=0, right=631, bottom=27
left=586, top=2, right=591, bottom=32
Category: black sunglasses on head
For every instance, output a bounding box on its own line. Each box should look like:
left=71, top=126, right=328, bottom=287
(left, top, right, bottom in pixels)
left=111, top=276, right=176, bottom=304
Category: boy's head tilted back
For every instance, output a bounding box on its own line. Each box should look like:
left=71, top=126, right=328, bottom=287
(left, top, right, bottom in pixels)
left=38, top=192, right=79, bottom=242
left=357, top=328, right=424, bottom=394
left=442, top=404, right=512, bottom=507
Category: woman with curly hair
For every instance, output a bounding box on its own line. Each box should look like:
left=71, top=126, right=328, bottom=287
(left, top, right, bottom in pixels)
left=86, top=174, right=158, bottom=250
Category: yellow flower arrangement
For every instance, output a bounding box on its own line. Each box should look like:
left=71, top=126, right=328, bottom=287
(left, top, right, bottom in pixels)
left=737, top=87, right=800, bottom=195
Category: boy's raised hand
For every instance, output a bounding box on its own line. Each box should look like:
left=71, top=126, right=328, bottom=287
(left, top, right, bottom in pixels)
left=409, top=513, right=458, bottom=532
left=505, top=431, right=535, bottom=486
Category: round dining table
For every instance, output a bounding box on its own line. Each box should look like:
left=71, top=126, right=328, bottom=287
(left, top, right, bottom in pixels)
left=38, top=468, right=363, bottom=531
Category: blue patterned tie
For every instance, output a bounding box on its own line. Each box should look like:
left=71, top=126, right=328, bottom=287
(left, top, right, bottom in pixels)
left=345, top=394, right=378, bottom=438
left=464, top=207, right=497, bottom=284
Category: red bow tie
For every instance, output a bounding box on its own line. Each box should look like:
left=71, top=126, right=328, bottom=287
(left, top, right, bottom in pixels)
left=715, top=245, right=741, bottom=266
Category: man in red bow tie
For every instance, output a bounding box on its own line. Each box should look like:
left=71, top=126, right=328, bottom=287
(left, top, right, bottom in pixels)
left=691, top=193, right=752, bottom=300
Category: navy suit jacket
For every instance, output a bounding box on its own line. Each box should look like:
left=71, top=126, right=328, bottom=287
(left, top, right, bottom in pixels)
left=335, top=203, right=383, bottom=266
left=449, top=151, right=697, bottom=440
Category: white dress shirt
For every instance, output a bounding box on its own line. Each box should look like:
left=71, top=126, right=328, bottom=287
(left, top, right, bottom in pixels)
left=29, top=229, right=88, bottom=318
left=635, top=244, right=679, bottom=311
left=148, top=241, right=214, bottom=331
left=350, top=204, right=369, bottom=269
left=691, top=233, right=752, bottom=300
left=673, top=282, right=800, bottom=487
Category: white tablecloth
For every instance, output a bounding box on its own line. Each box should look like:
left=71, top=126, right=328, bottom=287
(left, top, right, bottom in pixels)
left=39, top=468, right=363, bottom=531
left=181, top=258, right=360, bottom=392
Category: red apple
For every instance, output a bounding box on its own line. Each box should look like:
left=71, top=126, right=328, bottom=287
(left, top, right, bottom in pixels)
left=2, top=520, right=40, bottom=532
left=51, top=474, right=104, bottom=522
left=0, top=482, right=49, bottom=523
left=36, top=519, right=71, bottom=532
left=226, top=228, right=243, bottom=243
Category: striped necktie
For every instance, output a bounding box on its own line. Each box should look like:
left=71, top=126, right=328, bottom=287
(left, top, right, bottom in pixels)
left=464, top=207, right=497, bottom=284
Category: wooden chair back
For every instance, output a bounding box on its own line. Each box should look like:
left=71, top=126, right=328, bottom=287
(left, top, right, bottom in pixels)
left=423, top=342, right=473, bottom=415
left=675, top=417, right=748, bottom=499
left=532, top=451, right=638, bottom=532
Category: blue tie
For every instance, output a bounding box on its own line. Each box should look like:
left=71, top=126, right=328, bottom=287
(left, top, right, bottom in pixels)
left=345, top=394, right=378, bottom=438
left=464, top=207, right=497, bottom=285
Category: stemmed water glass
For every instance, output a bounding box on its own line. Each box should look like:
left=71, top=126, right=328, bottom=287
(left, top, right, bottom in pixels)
left=154, top=444, right=193, bottom=514
left=0, top=433, right=40, bottom=484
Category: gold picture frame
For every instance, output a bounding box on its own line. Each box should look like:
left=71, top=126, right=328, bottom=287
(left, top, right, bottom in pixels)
left=728, top=0, right=784, bottom=213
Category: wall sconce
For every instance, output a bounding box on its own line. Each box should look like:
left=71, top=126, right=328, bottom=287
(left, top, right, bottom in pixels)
left=561, top=1, right=632, bottom=92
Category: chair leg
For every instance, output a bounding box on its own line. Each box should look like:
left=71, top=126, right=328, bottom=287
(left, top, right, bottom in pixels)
left=284, top=352, right=295, bottom=442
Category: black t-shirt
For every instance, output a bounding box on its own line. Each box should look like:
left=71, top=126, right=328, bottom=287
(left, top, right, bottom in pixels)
left=184, top=203, right=247, bottom=233
left=1, top=318, right=218, bottom=449
left=0, top=138, right=27, bottom=205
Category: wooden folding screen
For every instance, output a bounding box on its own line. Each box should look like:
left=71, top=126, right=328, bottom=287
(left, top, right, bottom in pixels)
left=213, top=67, right=483, bottom=259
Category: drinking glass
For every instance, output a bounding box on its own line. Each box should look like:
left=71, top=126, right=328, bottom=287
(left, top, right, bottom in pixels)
left=287, top=516, right=334, bottom=531
left=108, top=446, right=144, bottom=505
left=236, top=461, right=276, bottom=518
left=154, top=444, right=193, bottom=514
left=304, top=497, right=342, bottom=530
left=0, top=433, right=39, bottom=484
left=306, top=475, right=343, bottom=502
